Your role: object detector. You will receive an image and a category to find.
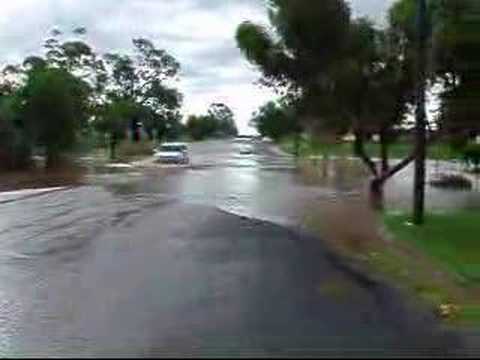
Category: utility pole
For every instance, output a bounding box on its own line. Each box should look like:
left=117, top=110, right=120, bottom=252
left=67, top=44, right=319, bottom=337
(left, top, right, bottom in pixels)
left=413, top=0, right=428, bottom=225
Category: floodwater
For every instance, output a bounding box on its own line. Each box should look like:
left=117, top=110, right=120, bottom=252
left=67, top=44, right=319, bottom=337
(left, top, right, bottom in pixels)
left=0, top=139, right=475, bottom=356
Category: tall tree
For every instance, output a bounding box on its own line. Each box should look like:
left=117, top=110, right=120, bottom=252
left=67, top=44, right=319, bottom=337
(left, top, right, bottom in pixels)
left=413, top=0, right=429, bottom=225
left=434, top=0, right=480, bottom=139
left=95, top=99, right=137, bottom=160
left=237, top=0, right=418, bottom=208
left=186, top=115, right=215, bottom=141
left=346, top=20, right=417, bottom=209
left=103, top=38, right=182, bottom=142
left=3, top=28, right=106, bottom=134
left=0, top=29, right=184, bottom=168
left=186, top=103, right=238, bottom=141
left=43, top=28, right=103, bottom=79
left=19, top=67, right=91, bottom=168
left=0, top=94, right=32, bottom=170
left=208, top=103, right=238, bottom=137
left=390, top=0, right=480, bottom=220
left=250, top=100, right=297, bottom=141
left=389, top=0, right=480, bottom=137
left=236, top=0, right=350, bottom=94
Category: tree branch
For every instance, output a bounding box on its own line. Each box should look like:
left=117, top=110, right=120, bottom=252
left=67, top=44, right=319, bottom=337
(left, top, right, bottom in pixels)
left=374, top=128, right=438, bottom=183
left=379, top=129, right=389, bottom=175
left=137, top=79, right=155, bottom=94
left=382, top=153, right=415, bottom=181
left=354, top=131, right=378, bottom=177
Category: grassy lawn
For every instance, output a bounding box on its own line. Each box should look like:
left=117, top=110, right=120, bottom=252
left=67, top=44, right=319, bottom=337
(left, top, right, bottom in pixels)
left=384, top=212, right=480, bottom=325
left=280, top=136, right=461, bottom=160
left=385, top=212, right=480, bottom=283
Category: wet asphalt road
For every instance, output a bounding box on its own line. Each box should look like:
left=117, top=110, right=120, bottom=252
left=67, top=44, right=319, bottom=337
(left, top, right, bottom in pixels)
left=0, top=140, right=466, bottom=357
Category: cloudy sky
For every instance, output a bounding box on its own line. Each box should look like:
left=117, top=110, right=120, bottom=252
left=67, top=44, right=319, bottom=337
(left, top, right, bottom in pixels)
left=0, top=0, right=394, bottom=134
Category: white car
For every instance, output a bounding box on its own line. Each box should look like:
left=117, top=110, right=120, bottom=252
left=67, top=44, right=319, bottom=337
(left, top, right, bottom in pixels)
left=239, top=145, right=254, bottom=155
left=154, top=143, right=190, bottom=164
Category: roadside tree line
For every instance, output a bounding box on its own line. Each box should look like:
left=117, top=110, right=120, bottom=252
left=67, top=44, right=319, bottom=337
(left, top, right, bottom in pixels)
left=0, top=28, right=238, bottom=169
left=186, top=103, right=238, bottom=141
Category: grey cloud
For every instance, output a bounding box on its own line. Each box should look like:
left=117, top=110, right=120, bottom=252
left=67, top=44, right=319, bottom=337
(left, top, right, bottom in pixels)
left=183, top=40, right=242, bottom=71
left=184, top=65, right=256, bottom=89
left=188, top=0, right=264, bottom=11
left=350, top=0, right=396, bottom=22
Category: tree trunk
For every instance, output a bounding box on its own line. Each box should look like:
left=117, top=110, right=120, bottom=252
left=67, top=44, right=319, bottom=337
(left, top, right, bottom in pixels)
left=322, top=154, right=329, bottom=178
left=294, top=131, right=300, bottom=158
left=45, top=147, right=61, bottom=170
left=130, top=118, right=140, bottom=143
left=413, top=0, right=428, bottom=225
left=133, top=130, right=140, bottom=143
left=109, top=133, right=117, bottom=161
left=146, top=128, right=154, bottom=141
left=369, top=177, right=385, bottom=211
left=354, top=130, right=378, bottom=176
left=380, top=130, right=389, bottom=175
left=354, top=130, right=415, bottom=212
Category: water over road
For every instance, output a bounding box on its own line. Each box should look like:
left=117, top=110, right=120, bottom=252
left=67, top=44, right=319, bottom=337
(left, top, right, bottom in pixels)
left=0, top=140, right=467, bottom=357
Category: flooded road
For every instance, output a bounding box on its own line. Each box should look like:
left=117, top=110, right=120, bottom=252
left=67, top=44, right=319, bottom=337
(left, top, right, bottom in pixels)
left=88, top=140, right=334, bottom=227
left=0, top=140, right=468, bottom=356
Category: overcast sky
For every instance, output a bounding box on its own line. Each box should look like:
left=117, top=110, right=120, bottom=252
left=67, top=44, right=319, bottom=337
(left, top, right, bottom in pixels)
left=0, top=0, right=394, bottom=134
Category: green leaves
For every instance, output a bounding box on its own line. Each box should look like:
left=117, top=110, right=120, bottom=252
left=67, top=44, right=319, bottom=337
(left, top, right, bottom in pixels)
left=187, top=103, right=238, bottom=141
left=96, top=99, right=137, bottom=137
left=0, top=95, right=32, bottom=169
left=269, top=0, right=350, bottom=64
left=23, top=56, right=47, bottom=71
left=237, top=0, right=352, bottom=89
left=429, top=0, right=480, bottom=134
left=0, top=27, right=184, bottom=168
left=250, top=101, right=297, bottom=140
left=236, top=22, right=274, bottom=67
left=20, top=68, right=90, bottom=154
left=103, top=38, right=182, bottom=114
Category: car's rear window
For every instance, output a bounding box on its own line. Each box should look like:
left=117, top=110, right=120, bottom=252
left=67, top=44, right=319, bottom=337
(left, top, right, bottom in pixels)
left=160, top=145, right=186, bottom=152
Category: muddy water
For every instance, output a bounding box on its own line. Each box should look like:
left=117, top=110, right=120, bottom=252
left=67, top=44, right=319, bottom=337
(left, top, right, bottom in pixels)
left=296, top=156, right=480, bottom=212
left=0, top=140, right=318, bottom=355
left=0, top=139, right=477, bottom=356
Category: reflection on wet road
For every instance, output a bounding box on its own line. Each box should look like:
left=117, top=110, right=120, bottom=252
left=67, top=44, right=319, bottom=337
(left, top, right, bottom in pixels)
left=84, top=140, right=333, bottom=227
left=0, top=140, right=469, bottom=356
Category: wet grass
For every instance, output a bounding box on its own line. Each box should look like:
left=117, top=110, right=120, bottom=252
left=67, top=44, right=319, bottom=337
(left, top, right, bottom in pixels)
left=384, top=212, right=480, bottom=325
left=384, top=212, right=480, bottom=284
left=281, top=136, right=461, bottom=160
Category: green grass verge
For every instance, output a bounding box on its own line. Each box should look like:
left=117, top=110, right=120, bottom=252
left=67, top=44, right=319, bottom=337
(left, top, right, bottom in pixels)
left=384, top=211, right=480, bottom=325
left=384, top=212, right=480, bottom=284
left=280, top=136, right=461, bottom=160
